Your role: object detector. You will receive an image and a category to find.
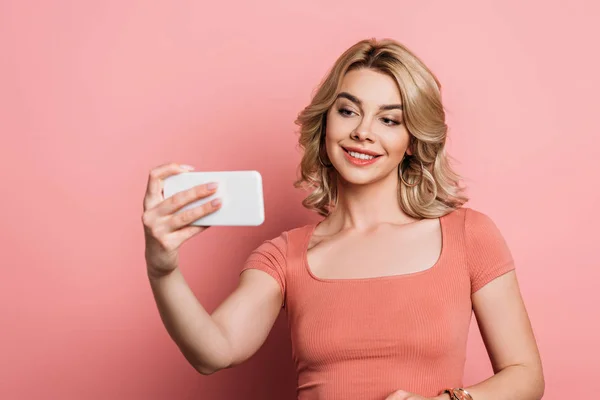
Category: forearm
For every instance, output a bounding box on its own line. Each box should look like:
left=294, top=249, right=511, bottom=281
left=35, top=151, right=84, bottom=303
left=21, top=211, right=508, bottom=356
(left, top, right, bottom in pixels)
left=147, top=266, right=232, bottom=374
left=463, top=364, right=544, bottom=400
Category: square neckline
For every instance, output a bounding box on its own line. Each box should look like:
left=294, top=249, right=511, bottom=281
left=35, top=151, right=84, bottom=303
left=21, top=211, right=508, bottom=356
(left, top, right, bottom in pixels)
left=301, top=212, right=450, bottom=283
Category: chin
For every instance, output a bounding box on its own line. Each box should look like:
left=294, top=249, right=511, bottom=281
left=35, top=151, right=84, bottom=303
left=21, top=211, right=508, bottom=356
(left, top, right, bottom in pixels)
left=328, top=147, right=399, bottom=186
left=333, top=162, right=391, bottom=186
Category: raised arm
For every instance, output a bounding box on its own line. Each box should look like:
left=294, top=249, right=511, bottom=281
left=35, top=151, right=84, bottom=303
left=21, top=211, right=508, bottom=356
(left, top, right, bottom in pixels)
left=143, top=163, right=283, bottom=375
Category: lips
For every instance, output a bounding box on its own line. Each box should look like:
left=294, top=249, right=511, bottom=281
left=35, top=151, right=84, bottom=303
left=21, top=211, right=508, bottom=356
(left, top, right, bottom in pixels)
left=341, top=146, right=382, bottom=166
left=341, top=146, right=383, bottom=157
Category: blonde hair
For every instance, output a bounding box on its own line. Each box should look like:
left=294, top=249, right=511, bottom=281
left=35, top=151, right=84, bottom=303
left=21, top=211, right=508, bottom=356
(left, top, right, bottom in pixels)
left=293, top=38, right=469, bottom=218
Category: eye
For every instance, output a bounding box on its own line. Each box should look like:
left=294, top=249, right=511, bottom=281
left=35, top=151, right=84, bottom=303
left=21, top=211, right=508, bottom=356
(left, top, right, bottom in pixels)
left=337, top=108, right=356, bottom=117
left=381, top=117, right=401, bottom=126
left=337, top=107, right=401, bottom=126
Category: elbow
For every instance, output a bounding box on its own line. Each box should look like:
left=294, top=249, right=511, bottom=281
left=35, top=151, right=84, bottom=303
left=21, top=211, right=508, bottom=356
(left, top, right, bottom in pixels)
left=520, top=362, right=545, bottom=400
left=534, top=374, right=545, bottom=400
left=193, top=359, right=231, bottom=376
left=531, top=361, right=545, bottom=400
left=192, top=354, right=233, bottom=376
left=190, top=327, right=235, bottom=375
left=195, top=364, right=221, bottom=376
left=537, top=386, right=545, bottom=400
left=529, top=382, right=544, bottom=400
left=499, top=361, right=544, bottom=400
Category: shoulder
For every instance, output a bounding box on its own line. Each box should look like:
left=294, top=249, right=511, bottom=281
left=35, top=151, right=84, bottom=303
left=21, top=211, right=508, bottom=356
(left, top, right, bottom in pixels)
left=242, top=224, right=314, bottom=303
left=456, top=206, right=513, bottom=265
left=443, top=206, right=511, bottom=257
left=453, top=207, right=516, bottom=293
left=442, top=206, right=499, bottom=232
left=460, top=206, right=505, bottom=237
left=251, top=223, right=314, bottom=259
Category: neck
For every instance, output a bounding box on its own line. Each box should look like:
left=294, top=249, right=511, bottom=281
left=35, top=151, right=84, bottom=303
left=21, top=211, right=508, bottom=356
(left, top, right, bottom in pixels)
left=326, top=170, right=419, bottom=232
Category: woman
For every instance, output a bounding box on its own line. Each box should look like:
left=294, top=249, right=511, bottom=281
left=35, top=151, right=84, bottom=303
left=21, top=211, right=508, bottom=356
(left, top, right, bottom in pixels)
left=142, top=38, right=544, bottom=400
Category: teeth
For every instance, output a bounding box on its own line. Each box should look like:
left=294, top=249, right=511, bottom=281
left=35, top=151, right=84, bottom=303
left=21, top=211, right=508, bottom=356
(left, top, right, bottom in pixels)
left=348, top=151, right=375, bottom=160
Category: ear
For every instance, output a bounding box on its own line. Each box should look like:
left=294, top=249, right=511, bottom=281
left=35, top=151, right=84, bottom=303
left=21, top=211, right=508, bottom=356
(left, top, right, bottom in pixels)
left=405, top=138, right=414, bottom=156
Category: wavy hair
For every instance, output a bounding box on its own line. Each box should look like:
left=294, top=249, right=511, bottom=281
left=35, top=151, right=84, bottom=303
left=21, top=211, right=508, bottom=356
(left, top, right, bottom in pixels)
left=293, top=38, right=469, bottom=218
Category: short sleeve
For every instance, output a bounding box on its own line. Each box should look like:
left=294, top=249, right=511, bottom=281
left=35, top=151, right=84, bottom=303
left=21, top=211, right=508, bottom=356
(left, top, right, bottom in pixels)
left=240, top=232, right=288, bottom=308
left=465, top=208, right=516, bottom=294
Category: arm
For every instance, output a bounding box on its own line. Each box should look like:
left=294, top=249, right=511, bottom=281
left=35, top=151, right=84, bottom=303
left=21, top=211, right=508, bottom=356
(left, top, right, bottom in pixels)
left=462, top=270, right=544, bottom=399
left=148, top=266, right=282, bottom=375
left=388, top=209, right=545, bottom=400
left=143, top=163, right=285, bottom=375
left=386, top=270, right=544, bottom=400
left=462, top=209, right=544, bottom=399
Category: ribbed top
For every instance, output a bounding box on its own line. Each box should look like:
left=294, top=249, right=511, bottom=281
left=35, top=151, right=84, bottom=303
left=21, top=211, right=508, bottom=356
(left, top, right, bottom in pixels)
left=240, top=207, right=515, bottom=399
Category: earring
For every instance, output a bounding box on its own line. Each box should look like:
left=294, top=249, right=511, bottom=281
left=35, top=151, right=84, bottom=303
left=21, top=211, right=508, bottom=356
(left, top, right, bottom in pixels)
left=399, top=157, right=424, bottom=187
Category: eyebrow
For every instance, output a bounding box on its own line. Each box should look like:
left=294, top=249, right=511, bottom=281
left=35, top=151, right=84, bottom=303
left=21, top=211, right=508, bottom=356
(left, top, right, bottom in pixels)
left=336, top=92, right=403, bottom=111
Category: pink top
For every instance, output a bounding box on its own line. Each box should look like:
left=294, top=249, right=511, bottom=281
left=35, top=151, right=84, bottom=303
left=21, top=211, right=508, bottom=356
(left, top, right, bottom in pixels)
left=240, top=207, right=516, bottom=399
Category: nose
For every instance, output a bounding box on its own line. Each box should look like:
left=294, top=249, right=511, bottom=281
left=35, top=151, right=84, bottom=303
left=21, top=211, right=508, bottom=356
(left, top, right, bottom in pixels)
left=351, top=117, right=374, bottom=142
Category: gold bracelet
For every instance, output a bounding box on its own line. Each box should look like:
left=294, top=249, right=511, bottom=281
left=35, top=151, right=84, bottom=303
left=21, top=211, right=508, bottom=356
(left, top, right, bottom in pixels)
left=441, top=388, right=473, bottom=400
left=442, top=389, right=459, bottom=400
left=456, top=388, right=473, bottom=400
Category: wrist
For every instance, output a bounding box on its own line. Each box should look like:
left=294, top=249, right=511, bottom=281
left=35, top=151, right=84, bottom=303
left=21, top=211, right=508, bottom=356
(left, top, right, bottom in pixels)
left=146, top=265, right=178, bottom=282
left=438, top=388, right=472, bottom=400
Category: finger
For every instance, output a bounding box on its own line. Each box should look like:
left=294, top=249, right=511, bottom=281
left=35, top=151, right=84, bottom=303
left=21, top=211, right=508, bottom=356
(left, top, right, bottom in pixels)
left=163, top=225, right=208, bottom=249
left=143, top=162, right=194, bottom=211
left=144, top=162, right=194, bottom=210
left=169, top=224, right=208, bottom=244
left=157, top=182, right=219, bottom=217
left=168, top=198, right=222, bottom=231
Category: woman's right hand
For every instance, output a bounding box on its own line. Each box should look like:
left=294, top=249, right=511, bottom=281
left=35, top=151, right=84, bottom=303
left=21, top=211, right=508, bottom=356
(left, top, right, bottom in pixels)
left=142, top=162, right=222, bottom=279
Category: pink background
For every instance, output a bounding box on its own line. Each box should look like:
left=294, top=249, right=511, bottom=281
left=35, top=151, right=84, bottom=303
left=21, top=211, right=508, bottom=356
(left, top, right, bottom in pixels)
left=1, top=1, right=598, bottom=399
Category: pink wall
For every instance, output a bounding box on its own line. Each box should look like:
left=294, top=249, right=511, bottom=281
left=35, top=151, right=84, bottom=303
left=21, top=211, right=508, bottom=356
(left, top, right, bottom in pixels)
left=1, top=1, right=598, bottom=399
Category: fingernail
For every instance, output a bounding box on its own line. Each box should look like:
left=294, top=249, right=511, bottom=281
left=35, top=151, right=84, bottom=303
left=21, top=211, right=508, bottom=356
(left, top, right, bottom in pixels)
left=207, top=182, right=218, bottom=190
left=211, top=198, right=222, bottom=207
left=180, top=164, right=195, bottom=170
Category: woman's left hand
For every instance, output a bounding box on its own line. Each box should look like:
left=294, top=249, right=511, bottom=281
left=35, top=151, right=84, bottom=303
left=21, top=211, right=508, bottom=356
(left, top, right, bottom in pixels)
left=385, top=390, right=449, bottom=400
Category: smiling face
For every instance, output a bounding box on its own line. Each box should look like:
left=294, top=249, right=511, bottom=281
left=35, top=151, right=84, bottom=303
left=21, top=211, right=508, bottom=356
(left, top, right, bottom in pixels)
left=324, top=68, right=411, bottom=186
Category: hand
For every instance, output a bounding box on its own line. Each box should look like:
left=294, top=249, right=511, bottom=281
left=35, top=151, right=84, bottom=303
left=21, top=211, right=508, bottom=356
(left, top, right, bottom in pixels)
left=385, top=390, right=451, bottom=400
left=142, top=162, right=222, bottom=279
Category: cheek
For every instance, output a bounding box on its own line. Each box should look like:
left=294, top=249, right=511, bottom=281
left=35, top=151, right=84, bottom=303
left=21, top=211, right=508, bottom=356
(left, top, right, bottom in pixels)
left=382, top=131, right=411, bottom=157
left=326, top=111, right=354, bottom=137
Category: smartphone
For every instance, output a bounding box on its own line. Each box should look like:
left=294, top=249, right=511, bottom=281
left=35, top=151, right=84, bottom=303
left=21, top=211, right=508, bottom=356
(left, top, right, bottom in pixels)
left=163, top=170, right=265, bottom=226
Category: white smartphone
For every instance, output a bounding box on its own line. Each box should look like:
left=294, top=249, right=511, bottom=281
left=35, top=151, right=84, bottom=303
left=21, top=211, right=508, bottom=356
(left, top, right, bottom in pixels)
left=163, top=170, right=265, bottom=226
